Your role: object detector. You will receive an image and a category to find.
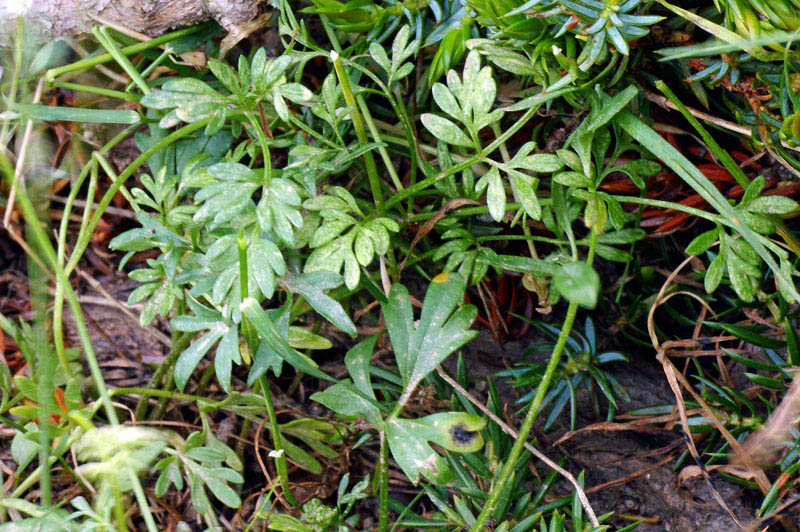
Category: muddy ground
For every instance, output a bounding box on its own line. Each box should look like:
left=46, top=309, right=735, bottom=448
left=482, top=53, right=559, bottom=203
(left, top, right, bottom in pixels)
left=456, top=331, right=762, bottom=531
left=0, top=255, right=790, bottom=531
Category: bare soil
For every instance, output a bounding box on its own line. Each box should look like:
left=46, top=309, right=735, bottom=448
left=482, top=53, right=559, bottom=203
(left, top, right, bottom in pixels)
left=0, top=245, right=790, bottom=531
left=456, top=330, right=769, bottom=531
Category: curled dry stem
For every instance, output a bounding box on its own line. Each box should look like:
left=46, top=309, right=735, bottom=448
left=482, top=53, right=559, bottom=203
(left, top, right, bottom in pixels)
left=646, top=254, right=785, bottom=531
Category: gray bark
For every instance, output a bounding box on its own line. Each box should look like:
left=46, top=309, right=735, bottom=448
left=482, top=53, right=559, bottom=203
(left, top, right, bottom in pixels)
left=1, top=0, right=261, bottom=45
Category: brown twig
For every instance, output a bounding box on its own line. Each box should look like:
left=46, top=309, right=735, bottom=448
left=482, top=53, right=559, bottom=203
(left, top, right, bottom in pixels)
left=397, top=198, right=479, bottom=274
left=435, top=366, right=600, bottom=527
left=584, top=453, right=676, bottom=495
left=646, top=256, right=784, bottom=531
left=74, top=265, right=171, bottom=347
left=642, top=88, right=800, bottom=154
left=3, top=78, right=44, bottom=228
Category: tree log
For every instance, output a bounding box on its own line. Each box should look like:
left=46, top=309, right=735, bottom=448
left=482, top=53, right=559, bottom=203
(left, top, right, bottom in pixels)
left=1, top=0, right=261, bottom=45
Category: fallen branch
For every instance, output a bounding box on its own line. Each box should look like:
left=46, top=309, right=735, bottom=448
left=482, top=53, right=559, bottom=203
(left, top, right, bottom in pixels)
left=1, top=0, right=261, bottom=44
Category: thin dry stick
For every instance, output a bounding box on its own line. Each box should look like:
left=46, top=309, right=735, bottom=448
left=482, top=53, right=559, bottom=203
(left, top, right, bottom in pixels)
left=642, top=89, right=800, bottom=154
left=113, top=401, right=137, bottom=423
left=584, top=453, right=676, bottom=495
left=253, top=415, right=288, bottom=510
left=70, top=445, right=97, bottom=496
left=435, top=366, right=600, bottom=528
left=76, top=295, right=143, bottom=310
left=3, top=78, right=44, bottom=228
left=66, top=39, right=129, bottom=84
left=474, top=281, right=503, bottom=340
left=48, top=195, right=137, bottom=219
left=645, top=256, right=787, bottom=532
left=75, top=265, right=171, bottom=347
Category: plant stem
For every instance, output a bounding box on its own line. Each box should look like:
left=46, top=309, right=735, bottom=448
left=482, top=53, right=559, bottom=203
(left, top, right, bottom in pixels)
left=44, top=23, right=210, bottom=84
left=469, top=224, right=598, bottom=531
left=586, top=225, right=598, bottom=264
left=385, top=87, right=575, bottom=210
left=613, top=195, right=727, bottom=224
left=134, top=329, right=191, bottom=420
left=91, top=27, right=151, bottom=94
left=113, top=484, right=129, bottom=532
left=35, top=338, right=54, bottom=507
left=476, top=234, right=566, bottom=245
left=357, top=96, right=404, bottom=191
left=259, top=376, right=300, bottom=506
left=378, top=430, right=390, bottom=532
left=246, top=113, right=272, bottom=183
left=54, top=161, right=97, bottom=377
left=128, top=468, right=159, bottom=532
left=93, top=152, right=137, bottom=209
left=127, top=49, right=171, bottom=93
left=31, top=249, right=53, bottom=508
left=112, top=387, right=205, bottom=403
left=288, top=114, right=340, bottom=148
left=468, top=300, right=580, bottom=531
left=404, top=202, right=526, bottom=222
left=53, top=81, right=137, bottom=101
left=331, top=51, right=385, bottom=215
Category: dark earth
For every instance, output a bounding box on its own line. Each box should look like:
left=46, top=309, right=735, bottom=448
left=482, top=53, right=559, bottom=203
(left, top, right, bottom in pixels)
left=0, top=229, right=794, bottom=530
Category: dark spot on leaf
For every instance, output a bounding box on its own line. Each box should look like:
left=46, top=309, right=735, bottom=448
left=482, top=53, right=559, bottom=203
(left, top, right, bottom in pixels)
left=450, top=424, right=477, bottom=445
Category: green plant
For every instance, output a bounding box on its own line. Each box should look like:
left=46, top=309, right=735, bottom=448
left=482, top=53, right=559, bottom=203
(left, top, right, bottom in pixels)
left=7, top=0, right=800, bottom=529
left=311, top=273, right=485, bottom=531
left=717, top=0, right=800, bottom=39
left=463, top=0, right=662, bottom=92
left=502, top=317, right=630, bottom=431
left=1, top=424, right=242, bottom=531
left=266, top=473, right=369, bottom=532
left=304, top=186, right=400, bottom=290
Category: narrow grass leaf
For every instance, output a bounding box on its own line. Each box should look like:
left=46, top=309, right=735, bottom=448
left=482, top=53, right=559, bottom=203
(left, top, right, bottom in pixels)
left=14, top=103, right=140, bottom=124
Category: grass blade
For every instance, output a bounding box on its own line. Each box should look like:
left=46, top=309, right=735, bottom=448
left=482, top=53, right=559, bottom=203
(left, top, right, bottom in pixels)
left=615, top=109, right=800, bottom=302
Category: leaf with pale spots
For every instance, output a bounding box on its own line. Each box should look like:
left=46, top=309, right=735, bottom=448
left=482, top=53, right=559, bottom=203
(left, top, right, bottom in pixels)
left=386, top=419, right=454, bottom=485
left=344, top=336, right=379, bottom=399
left=311, top=381, right=384, bottom=428
left=241, top=298, right=334, bottom=382
left=383, top=273, right=477, bottom=395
